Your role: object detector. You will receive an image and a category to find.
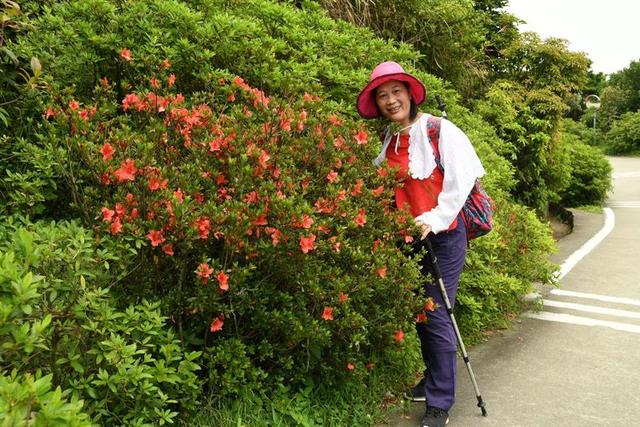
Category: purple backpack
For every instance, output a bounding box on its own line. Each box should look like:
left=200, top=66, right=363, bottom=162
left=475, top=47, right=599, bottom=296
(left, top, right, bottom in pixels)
left=427, top=116, right=494, bottom=241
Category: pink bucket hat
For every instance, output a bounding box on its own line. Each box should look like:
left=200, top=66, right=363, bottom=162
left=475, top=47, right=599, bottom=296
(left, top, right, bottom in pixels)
left=356, top=61, right=426, bottom=119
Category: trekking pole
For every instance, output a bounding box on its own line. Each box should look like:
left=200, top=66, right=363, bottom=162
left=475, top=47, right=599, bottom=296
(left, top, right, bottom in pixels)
left=424, top=237, right=487, bottom=416
left=424, top=98, right=488, bottom=414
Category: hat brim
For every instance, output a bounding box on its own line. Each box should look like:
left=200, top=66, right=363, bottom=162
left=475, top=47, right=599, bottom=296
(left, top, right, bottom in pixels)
left=356, top=73, right=426, bottom=119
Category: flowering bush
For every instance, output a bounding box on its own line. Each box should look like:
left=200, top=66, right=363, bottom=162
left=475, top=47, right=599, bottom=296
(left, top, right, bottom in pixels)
left=42, top=63, right=433, bottom=394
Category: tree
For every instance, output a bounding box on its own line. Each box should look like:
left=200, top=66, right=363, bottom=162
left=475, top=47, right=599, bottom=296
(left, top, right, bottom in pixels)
left=608, top=60, right=640, bottom=112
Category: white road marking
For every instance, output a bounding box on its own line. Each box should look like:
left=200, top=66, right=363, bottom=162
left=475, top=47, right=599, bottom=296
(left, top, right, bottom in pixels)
left=606, top=201, right=640, bottom=208
left=542, top=299, right=640, bottom=319
left=550, top=289, right=640, bottom=307
left=524, top=311, right=640, bottom=334
left=557, top=207, right=615, bottom=280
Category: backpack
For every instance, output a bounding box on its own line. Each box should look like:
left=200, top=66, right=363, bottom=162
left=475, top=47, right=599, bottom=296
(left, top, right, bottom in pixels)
left=427, top=116, right=494, bottom=241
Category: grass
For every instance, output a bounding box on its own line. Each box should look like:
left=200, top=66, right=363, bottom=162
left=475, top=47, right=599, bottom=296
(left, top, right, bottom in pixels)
left=574, top=204, right=604, bottom=214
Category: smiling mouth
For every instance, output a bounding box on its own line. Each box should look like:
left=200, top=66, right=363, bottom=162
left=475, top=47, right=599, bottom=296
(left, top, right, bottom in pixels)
left=388, top=107, right=400, bottom=114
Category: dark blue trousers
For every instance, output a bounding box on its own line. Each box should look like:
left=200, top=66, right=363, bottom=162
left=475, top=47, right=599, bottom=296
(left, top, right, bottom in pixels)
left=412, top=216, right=467, bottom=410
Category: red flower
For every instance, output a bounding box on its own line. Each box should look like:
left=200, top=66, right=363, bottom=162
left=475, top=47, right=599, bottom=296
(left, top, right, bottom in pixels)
left=425, top=299, right=436, bottom=312
left=355, top=130, right=368, bottom=145
left=173, top=188, right=184, bottom=203
left=339, top=292, right=348, bottom=303
left=162, top=244, right=174, bottom=256
left=366, top=362, right=375, bottom=370
left=372, top=186, right=385, bottom=196
left=416, top=313, right=427, bottom=323
left=162, top=58, right=171, bottom=69
left=210, top=315, right=224, bottom=333
left=322, top=306, right=334, bottom=321
left=196, top=262, right=214, bottom=283
left=298, top=214, right=314, bottom=229
left=354, top=209, right=367, bottom=227
left=101, top=76, right=109, bottom=87
left=168, top=73, right=176, bottom=87
left=265, top=227, right=283, bottom=246
left=299, top=234, right=317, bottom=254
left=44, top=107, right=56, bottom=119
left=115, top=203, right=126, bottom=217
left=110, top=217, right=122, bottom=235
left=346, top=362, right=355, bottom=371
left=259, top=149, right=271, bottom=168
left=196, top=217, right=211, bottom=239
left=333, top=136, right=344, bottom=149
left=252, top=214, right=268, bottom=226
left=147, top=230, right=165, bottom=247
left=114, top=159, right=137, bottom=182
left=100, top=143, right=115, bottom=161
left=101, top=207, right=115, bottom=223
left=377, top=168, right=388, bottom=178
left=122, top=93, right=141, bottom=111
left=376, top=266, right=386, bottom=278
left=394, top=330, right=405, bottom=343
left=327, top=170, right=339, bottom=183
left=148, top=176, right=168, bottom=191
left=150, top=77, right=160, bottom=89
left=120, top=48, right=133, bottom=61
left=351, top=179, right=363, bottom=196
left=217, top=271, right=229, bottom=291
left=68, top=100, right=79, bottom=111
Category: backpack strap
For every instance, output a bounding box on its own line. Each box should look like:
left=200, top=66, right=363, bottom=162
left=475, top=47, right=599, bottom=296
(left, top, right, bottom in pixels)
left=426, top=115, right=443, bottom=172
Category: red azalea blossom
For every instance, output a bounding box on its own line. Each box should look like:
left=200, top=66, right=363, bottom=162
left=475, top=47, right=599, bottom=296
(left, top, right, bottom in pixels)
left=162, top=244, right=174, bottom=256
left=101, top=207, right=115, bottom=223
left=372, top=186, right=385, bottom=196
left=217, top=271, right=229, bottom=291
left=394, top=330, right=405, bottom=343
left=265, top=227, right=283, bottom=246
left=377, top=168, right=388, bottom=178
left=416, top=313, right=427, bottom=323
left=346, top=362, right=355, bottom=371
left=150, top=77, right=160, bottom=89
left=147, top=230, right=165, bottom=247
left=252, top=214, right=268, bottom=226
left=129, top=208, right=139, bottom=219
left=110, top=217, right=122, bottom=235
left=354, top=209, right=367, bottom=227
left=114, top=203, right=126, bottom=218
left=339, top=292, right=349, bottom=303
left=425, top=299, right=436, bottom=312
left=114, top=159, right=136, bottom=182
left=100, top=143, right=115, bottom=161
left=44, top=107, right=56, bottom=119
left=101, top=76, right=109, bottom=87
left=196, top=262, right=214, bottom=283
left=122, top=93, right=142, bottom=111
left=299, top=214, right=314, bottom=229
left=299, top=234, right=317, bottom=254
left=120, top=48, right=133, bottom=61
left=259, top=149, right=270, bottom=168
left=162, top=58, right=171, bottom=68
left=366, top=362, right=375, bottom=370
left=210, top=316, right=224, bottom=333
left=405, top=235, right=414, bottom=243
left=173, top=188, right=184, bottom=202
left=68, top=100, right=79, bottom=111
left=168, top=73, right=176, bottom=87
left=148, top=176, right=168, bottom=191
left=351, top=179, right=363, bottom=196
left=355, top=130, right=368, bottom=145
left=326, top=170, right=339, bottom=183
left=376, top=266, right=387, bottom=278
left=196, top=217, right=211, bottom=239
left=322, top=306, right=334, bottom=321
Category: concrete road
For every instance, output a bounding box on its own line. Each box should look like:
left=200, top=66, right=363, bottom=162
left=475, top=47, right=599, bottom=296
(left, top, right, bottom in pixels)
left=391, top=156, right=640, bottom=427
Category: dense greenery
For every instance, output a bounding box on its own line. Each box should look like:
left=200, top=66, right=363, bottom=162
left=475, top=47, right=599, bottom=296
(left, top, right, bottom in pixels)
left=0, top=0, right=614, bottom=424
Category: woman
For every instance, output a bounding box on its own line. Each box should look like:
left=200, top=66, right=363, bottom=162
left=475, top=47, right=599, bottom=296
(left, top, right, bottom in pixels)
left=356, top=61, right=485, bottom=427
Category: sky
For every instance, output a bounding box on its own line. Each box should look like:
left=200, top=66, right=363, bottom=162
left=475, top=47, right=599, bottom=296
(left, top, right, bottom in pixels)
left=504, top=0, right=640, bottom=75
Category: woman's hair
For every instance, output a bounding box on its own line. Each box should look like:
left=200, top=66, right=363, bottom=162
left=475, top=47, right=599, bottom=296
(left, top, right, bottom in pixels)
left=373, top=82, right=418, bottom=121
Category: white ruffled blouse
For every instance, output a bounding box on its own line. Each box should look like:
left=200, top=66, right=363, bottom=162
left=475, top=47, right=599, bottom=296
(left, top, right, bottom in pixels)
left=374, top=113, right=485, bottom=234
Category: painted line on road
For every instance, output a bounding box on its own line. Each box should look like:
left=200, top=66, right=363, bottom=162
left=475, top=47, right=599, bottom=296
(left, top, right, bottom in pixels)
left=606, top=201, right=640, bottom=208
left=557, top=207, right=615, bottom=281
left=524, top=311, right=640, bottom=334
left=550, top=289, right=640, bottom=308
left=542, top=299, right=640, bottom=319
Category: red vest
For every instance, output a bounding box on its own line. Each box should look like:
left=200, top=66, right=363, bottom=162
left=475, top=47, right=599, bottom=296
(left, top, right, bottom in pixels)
left=385, top=133, right=457, bottom=231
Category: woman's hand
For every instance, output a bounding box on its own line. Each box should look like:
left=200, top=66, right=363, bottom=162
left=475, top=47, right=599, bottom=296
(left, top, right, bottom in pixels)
left=415, top=219, right=432, bottom=240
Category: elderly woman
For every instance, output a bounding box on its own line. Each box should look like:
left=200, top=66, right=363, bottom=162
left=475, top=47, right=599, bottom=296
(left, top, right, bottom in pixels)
left=356, top=62, right=485, bottom=427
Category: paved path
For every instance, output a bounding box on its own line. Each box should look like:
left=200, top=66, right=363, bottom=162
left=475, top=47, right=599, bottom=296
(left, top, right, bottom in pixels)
left=391, top=156, right=640, bottom=426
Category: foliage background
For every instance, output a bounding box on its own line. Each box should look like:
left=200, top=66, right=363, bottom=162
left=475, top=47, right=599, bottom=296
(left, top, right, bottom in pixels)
left=0, top=0, right=615, bottom=425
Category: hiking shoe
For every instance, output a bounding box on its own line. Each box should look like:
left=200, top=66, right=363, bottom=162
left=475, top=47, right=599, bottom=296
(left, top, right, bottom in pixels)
left=420, top=406, right=449, bottom=427
left=403, top=377, right=426, bottom=402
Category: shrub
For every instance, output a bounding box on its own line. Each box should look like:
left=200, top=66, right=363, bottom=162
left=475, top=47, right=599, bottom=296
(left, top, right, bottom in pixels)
left=0, top=217, right=202, bottom=425
left=559, top=138, right=612, bottom=207
left=606, top=111, right=640, bottom=155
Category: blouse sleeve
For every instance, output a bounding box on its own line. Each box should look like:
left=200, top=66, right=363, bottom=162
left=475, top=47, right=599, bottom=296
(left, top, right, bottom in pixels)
left=415, top=119, right=485, bottom=234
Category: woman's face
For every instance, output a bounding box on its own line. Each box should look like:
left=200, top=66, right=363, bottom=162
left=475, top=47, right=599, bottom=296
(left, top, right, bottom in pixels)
left=374, top=80, right=412, bottom=126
